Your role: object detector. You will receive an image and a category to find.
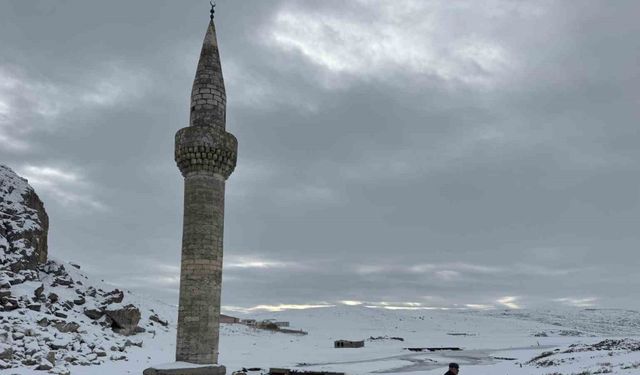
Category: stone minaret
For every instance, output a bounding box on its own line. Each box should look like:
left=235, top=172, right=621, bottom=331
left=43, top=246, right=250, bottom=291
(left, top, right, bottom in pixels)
left=173, top=14, right=237, bottom=366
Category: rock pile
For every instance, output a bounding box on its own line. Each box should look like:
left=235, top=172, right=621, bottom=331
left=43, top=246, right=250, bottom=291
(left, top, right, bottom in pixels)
left=0, top=165, right=170, bottom=373
left=0, top=253, right=169, bottom=373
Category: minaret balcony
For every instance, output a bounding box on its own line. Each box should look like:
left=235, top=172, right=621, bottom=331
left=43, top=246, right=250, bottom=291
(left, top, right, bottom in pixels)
left=175, top=125, right=237, bottom=179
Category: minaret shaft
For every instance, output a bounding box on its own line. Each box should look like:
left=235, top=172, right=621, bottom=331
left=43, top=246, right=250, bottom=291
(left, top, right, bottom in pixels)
left=176, top=173, right=225, bottom=364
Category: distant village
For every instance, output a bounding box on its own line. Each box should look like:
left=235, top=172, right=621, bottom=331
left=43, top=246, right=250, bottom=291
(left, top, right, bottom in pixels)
left=220, top=315, right=307, bottom=335
left=221, top=315, right=421, bottom=353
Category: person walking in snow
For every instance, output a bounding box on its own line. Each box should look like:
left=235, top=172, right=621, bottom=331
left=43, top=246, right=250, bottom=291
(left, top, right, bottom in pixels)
left=444, top=362, right=460, bottom=375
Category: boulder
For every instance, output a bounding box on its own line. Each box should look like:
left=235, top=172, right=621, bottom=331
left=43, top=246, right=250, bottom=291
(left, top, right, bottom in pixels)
left=54, top=322, right=80, bottom=333
left=125, top=338, right=143, bottom=348
left=46, top=351, right=57, bottom=366
left=42, top=261, right=67, bottom=277
left=103, top=289, right=124, bottom=304
left=34, top=359, right=54, bottom=371
left=37, top=317, right=50, bottom=327
left=51, top=366, right=71, bottom=375
left=73, top=296, right=86, bottom=305
left=0, top=346, right=12, bottom=361
left=49, top=337, right=71, bottom=350
left=0, top=360, right=11, bottom=369
left=22, top=358, right=38, bottom=366
left=150, top=314, right=169, bottom=327
left=47, top=293, right=59, bottom=304
left=84, top=308, right=104, bottom=320
left=34, top=284, right=44, bottom=299
left=53, top=277, right=73, bottom=287
left=106, top=304, right=141, bottom=335
left=3, top=299, right=18, bottom=311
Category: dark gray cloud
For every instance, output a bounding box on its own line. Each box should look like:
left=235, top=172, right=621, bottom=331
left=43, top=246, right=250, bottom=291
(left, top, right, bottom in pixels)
left=1, top=0, right=639, bottom=311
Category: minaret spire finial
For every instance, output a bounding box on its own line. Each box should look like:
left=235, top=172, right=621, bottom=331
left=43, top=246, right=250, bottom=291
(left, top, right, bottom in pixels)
left=210, top=1, right=216, bottom=20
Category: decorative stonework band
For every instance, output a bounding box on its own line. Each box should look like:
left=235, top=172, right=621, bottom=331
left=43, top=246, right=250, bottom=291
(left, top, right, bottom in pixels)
left=175, top=126, right=237, bottom=179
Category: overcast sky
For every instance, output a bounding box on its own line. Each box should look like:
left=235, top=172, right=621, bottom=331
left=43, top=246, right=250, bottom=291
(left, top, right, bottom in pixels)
left=1, top=0, right=639, bottom=312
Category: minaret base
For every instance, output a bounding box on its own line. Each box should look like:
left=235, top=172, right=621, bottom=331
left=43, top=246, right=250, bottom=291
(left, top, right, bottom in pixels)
left=143, top=363, right=226, bottom=375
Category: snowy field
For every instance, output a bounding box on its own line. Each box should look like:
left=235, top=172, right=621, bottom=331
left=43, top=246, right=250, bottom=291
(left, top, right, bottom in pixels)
left=3, top=262, right=640, bottom=375
left=220, top=306, right=640, bottom=375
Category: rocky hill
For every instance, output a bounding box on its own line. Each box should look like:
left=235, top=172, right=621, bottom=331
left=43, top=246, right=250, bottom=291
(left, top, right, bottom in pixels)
left=0, top=165, right=171, bottom=374
left=1, top=165, right=48, bottom=274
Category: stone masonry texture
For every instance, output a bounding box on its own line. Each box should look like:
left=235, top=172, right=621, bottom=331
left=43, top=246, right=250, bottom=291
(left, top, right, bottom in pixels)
left=174, top=18, right=237, bottom=365
left=143, top=365, right=226, bottom=375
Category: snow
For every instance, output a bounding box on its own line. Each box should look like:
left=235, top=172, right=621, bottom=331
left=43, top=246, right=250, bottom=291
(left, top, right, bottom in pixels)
left=2, top=291, right=640, bottom=374
left=0, top=165, right=31, bottom=207
left=2, top=260, right=640, bottom=375
left=0, top=257, right=175, bottom=374
left=0, top=165, right=40, bottom=234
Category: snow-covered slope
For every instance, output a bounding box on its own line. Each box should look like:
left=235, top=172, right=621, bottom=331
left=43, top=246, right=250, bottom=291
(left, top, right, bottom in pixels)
left=472, top=306, right=640, bottom=336
left=4, top=288, right=640, bottom=374
left=0, top=165, right=175, bottom=374
left=0, top=258, right=175, bottom=374
left=0, top=165, right=48, bottom=273
left=218, top=306, right=640, bottom=375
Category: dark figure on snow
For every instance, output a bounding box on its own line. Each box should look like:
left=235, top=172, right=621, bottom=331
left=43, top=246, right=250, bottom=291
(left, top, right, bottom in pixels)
left=444, top=362, right=459, bottom=375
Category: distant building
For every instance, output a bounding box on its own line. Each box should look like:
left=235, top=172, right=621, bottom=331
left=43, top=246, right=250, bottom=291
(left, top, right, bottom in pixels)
left=257, top=321, right=279, bottom=330
left=241, top=319, right=257, bottom=326
left=269, top=368, right=344, bottom=375
left=278, top=328, right=308, bottom=335
left=334, top=340, right=365, bottom=348
left=220, top=314, right=240, bottom=324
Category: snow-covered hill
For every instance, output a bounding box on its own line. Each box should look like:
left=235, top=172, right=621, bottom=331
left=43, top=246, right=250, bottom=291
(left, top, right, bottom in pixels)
left=1, top=165, right=174, bottom=374
left=220, top=305, right=640, bottom=375
left=0, top=165, right=48, bottom=274
left=7, top=300, right=640, bottom=375
left=0, top=258, right=175, bottom=374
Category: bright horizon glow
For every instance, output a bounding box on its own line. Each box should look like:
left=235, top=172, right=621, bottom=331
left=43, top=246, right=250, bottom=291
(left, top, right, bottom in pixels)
left=497, top=296, right=521, bottom=309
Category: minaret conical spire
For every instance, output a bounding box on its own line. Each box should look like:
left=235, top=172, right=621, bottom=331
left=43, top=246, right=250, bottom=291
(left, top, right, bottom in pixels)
left=190, top=18, right=226, bottom=129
